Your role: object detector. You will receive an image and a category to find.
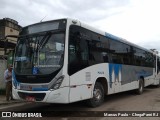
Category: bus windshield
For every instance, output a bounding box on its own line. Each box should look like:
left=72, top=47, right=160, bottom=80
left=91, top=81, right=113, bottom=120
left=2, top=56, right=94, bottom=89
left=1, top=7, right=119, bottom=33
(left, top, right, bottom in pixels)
left=14, top=32, right=65, bottom=75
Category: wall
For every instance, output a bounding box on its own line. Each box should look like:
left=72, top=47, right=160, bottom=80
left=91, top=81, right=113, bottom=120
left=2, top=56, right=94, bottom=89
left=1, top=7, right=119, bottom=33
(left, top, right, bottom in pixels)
left=0, top=58, right=7, bottom=89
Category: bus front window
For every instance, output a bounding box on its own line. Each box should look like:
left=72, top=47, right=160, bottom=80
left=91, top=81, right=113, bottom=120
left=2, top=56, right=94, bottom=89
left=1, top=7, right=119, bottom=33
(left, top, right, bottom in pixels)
left=15, top=33, right=65, bottom=75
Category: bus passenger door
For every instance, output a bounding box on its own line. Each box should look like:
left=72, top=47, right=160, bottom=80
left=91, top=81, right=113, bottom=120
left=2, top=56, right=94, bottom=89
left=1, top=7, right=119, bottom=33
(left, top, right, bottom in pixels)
left=68, top=25, right=92, bottom=102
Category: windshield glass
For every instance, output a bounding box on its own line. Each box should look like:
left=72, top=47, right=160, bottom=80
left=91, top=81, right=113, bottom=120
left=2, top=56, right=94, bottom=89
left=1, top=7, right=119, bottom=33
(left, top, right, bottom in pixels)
left=14, top=32, right=65, bottom=75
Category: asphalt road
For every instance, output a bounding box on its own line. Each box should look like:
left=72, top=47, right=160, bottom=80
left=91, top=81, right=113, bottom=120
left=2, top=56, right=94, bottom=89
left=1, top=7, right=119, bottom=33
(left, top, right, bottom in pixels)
left=0, top=86, right=160, bottom=120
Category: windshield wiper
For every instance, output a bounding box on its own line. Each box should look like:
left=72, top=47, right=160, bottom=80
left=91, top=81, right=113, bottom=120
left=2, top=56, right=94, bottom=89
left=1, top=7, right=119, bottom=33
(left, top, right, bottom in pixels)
left=38, top=32, right=52, bottom=49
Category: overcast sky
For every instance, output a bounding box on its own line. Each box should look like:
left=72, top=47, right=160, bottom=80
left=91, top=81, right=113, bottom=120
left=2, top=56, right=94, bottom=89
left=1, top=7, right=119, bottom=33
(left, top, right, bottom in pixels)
left=1, top=0, right=160, bottom=52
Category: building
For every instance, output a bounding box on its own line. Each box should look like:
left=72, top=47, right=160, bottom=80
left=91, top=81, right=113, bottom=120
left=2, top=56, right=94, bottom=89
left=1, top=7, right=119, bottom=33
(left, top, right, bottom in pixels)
left=0, top=18, right=22, bottom=91
left=0, top=18, right=22, bottom=55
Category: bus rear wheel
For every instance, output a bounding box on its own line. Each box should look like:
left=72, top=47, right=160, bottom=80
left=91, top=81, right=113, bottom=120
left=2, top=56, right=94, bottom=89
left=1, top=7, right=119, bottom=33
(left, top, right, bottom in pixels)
left=87, top=82, right=104, bottom=107
left=136, top=79, right=144, bottom=95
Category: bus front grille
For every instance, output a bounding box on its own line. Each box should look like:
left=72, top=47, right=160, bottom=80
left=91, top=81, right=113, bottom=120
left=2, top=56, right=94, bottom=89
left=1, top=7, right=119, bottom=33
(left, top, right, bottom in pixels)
left=18, top=92, right=46, bottom=101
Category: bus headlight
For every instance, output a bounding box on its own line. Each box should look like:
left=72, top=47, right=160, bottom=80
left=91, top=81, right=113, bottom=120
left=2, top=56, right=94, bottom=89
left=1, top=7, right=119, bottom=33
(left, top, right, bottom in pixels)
left=50, top=76, right=64, bottom=90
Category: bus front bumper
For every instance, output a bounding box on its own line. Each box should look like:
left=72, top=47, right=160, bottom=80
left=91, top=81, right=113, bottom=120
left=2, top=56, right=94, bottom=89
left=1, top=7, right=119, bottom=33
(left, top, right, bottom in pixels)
left=12, top=87, right=70, bottom=103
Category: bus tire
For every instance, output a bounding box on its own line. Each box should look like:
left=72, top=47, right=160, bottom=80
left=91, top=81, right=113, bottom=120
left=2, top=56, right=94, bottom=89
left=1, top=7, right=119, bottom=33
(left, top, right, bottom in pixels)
left=87, top=82, right=104, bottom=107
left=136, top=79, right=144, bottom=95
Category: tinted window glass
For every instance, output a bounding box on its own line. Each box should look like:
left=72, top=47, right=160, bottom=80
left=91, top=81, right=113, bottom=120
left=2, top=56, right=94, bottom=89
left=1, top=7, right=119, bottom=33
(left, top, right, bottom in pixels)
left=133, top=48, right=153, bottom=67
left=68, top=25, right=154, bottom=75
left=69, top=25, right=111, bottom=75
left=89, top=35, right=109, bottom=65
left=109, top=40, right=132, bottom=64
left=68, top=26, right=89, bottom=75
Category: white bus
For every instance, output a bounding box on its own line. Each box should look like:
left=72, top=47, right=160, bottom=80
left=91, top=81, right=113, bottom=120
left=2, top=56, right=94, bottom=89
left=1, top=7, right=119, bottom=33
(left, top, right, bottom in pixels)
left=12, top=18, right=160, bottom=107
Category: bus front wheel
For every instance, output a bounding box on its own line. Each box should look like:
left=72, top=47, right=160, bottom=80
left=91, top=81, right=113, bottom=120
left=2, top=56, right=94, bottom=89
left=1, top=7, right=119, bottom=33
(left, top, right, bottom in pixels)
left=87, top=82, right=104, bottom=107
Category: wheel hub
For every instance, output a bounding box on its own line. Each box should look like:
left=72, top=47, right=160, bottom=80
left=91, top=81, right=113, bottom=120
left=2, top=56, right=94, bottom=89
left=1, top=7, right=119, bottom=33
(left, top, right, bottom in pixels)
left=93, top=89, right=101, bottom=101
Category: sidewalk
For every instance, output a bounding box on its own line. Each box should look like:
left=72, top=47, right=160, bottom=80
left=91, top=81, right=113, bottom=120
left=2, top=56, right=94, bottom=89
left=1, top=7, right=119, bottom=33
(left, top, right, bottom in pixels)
left=0, top=95, right=22, bottom=105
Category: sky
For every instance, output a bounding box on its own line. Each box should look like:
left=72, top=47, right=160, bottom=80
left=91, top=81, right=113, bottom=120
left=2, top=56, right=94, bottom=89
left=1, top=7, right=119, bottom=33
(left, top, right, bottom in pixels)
left=1, top=0, right=160, bottom=53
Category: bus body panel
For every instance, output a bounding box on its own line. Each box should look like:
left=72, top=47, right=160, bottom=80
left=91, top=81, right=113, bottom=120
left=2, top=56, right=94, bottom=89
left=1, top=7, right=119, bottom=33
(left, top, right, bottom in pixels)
left=108, top=64, right=154, bottom=93
left=153, top=54, right=160, bottom=85
left=69, top=63, right=109, bottom=102
left=69, top=63, right=154, bottom=103
left=153, top=73, right=160, bottom=85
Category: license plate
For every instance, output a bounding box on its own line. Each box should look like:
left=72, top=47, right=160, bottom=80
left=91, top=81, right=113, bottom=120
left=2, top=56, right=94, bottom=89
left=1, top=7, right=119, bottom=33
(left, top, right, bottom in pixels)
left=26, top=96, right=35, bottom=102
left=20, top=84, right=33, bottom=91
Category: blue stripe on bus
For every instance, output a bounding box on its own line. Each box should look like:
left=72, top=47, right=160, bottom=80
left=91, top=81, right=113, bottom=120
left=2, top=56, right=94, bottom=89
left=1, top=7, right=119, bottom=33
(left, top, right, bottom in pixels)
left=109, top=64, right=122, bottom=88
left=32, top=88, right=48, bottom=91
left=105, top=32, right=123, bottom=41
